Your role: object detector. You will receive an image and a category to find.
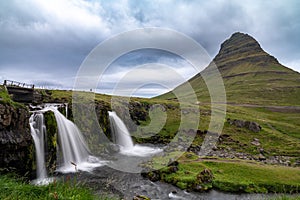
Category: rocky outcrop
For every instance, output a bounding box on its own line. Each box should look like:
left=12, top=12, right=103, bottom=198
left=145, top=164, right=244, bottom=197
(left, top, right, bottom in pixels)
left=227, top=118, right=261, bottom=133
left=142, top=166, right=213, bottom=192
left=0, top=103, right=33, bottom=176
left=44, top=111, right=57, bottom=175
left=112, top=100, right=149, bottom=133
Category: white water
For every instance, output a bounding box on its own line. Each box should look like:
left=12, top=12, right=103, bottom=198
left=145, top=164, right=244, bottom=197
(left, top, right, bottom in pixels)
left=29, top=113, right=47, bottom=179
left=108, top=111, right=162, bottom=156
left=109, top=111, right=134, bottom=149
left=65, top=103, right=68, bottom=118
left=46, top=106, right=105, bottom=172
left=29, top=104, right=105, bottom=182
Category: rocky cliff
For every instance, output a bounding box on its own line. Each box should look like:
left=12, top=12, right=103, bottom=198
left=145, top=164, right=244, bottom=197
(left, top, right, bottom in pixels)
left=0, top=103, right=33, bottom=176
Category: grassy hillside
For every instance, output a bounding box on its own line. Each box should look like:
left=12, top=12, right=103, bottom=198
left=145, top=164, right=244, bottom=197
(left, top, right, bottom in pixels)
left=45, top=87, right=300, bottom=159
left=156, top=32, right=300, bottom=106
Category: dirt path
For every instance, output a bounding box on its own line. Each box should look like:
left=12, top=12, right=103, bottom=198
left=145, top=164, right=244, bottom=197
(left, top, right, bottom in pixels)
left=202, top=102, right=300, bottom=113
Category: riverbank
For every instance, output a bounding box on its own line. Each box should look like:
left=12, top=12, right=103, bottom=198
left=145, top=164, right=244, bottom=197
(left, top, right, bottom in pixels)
left=143, top=152, right=300, bottom=195
left=1, top=162, right=300, bottom=200
left=0, top=174, right=117, bottom=200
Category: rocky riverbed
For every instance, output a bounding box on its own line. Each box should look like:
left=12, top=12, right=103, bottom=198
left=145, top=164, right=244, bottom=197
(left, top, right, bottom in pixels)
left=63, top=165, right=297, bottom=200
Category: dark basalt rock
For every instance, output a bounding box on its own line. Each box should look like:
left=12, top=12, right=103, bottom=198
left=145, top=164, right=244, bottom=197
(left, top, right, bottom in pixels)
left=0, top=103, right=33, bottom=176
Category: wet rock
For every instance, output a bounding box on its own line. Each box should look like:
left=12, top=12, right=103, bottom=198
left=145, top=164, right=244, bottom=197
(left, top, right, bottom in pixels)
left=197, top=168, right=213, bottom=184
left=168, top=159, right=179, bottom=167
left=146, top=171, right=161, bottom=182
left=212, top=145, right=218, bottom=151
left=168, top=166, right=179, bottom=173
left=178, top=136, right=183, bottom=143
left=106, top=143, right=120, bottom=154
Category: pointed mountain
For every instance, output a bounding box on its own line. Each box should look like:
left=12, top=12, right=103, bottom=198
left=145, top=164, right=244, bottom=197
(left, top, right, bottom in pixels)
left=213, top=32, right=279, bottom=72
left=156, top=32, right=300, bottom=106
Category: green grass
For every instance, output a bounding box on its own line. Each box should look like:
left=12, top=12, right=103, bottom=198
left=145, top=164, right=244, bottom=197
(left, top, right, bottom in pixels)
left=222, top=105, right=300, bottom=156
left=0, top=85, right=23, bottom=107
left=270, top=196, right=300, bottom=200
left=149, top=153, right=300, bottom=194
left=156, top=56, right=300, bottom=106
left=16, top=87, right=300, bottom=195
left=204, top=160, right=300, bottom=193
left=0, top=175, right=114, bottom=200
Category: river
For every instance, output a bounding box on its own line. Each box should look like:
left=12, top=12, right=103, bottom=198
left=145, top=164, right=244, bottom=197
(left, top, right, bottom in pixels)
left=68, top=165, right=297, bottom=200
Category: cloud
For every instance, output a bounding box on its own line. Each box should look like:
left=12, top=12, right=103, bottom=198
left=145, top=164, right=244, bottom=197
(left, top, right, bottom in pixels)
left=90, top=47, right=205, bottom=97
left=0, top=0, right=300, bottom=97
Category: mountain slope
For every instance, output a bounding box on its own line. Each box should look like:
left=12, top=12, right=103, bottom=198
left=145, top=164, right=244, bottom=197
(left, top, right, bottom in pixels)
left=156, top=32, right=300, bottom=106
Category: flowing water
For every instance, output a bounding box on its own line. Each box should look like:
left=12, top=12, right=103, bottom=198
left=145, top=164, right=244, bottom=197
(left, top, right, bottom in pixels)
left=108, top=111, right=134, bottom=149
left=30, top=104, right=105, bottom=185
left=108, top=111, right=161, bottom=156
left=45, top=106, right=105, bottom=173
left=29, top=113, right=47, bottom=179
left=74, top=166, right=293, bottom=200
left=108, top=111, right=162, bottom=173
left=29, top=106, right=297, bottom=199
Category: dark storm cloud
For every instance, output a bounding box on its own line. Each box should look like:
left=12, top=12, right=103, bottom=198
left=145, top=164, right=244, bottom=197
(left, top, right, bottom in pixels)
left=0, top=0, right=299, bottom=97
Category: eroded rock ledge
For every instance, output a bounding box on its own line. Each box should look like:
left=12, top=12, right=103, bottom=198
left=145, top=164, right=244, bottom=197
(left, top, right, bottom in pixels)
left=0, top=103, right=33, bottom=176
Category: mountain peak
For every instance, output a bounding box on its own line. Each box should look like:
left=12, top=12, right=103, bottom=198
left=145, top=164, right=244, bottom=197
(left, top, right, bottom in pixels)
left=219, top=32, right=262, bottom=54
left=213, top=32, right=279, bottom=69
left=158, top=32, right=300, bottom=106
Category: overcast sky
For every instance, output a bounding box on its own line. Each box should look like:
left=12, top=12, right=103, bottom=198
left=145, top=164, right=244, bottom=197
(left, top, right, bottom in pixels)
left=0, top=0, right=299, bottom=97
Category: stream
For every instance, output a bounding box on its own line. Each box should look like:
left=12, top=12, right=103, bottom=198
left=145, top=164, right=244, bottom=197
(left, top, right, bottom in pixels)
left=70, top=165, right=294, bottom=200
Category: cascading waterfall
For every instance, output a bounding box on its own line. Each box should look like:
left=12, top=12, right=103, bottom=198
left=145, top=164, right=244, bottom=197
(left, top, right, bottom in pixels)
left=65, top=103, right=68, bottom=118
left=108, top=111, right=162, bottom=157
left=108, top=111, right=134, bottom=149
left=29, top=104, right=104, bottom=184
left=29, top=113, right=47, bottom=180
left=46, top=106, right=90, bottom=168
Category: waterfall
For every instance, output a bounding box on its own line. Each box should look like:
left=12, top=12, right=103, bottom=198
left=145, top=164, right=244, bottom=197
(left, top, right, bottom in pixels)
left=29, top=113, right=47, bottom=179
left=65, top=103, right=68, bottom=118
left=108, top=111, right=162, bottom=158
left=108, top=111, right=134, bottom=149
left=46, top=106, right=90, bottom=169
left=29, top=104, right=104, bottom=182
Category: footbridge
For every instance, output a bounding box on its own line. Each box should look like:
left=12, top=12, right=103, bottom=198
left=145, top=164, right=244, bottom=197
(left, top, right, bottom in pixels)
left=3, top=80, right=41, bottom=103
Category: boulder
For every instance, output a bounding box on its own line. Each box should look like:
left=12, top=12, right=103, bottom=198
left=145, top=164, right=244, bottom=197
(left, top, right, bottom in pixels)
left=228, top=118, right=261, bottom=132
left=197, top=168, right=213, bottom=184
left=106, top=143, right=120, bottom=154
left=258, top=153, right=266, bottom=161
left=245, top=121, right=262, bottom=133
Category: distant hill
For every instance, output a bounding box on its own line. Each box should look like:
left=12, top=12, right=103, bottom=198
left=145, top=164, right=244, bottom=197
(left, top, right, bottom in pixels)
left=156, top=32, right=300, bottom=106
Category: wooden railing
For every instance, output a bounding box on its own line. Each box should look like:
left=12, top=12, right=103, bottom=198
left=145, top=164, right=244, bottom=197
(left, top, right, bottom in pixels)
left=3, top=80, right=34, bottom=89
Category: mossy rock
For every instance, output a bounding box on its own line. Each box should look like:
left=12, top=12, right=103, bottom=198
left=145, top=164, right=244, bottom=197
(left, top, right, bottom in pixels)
left=44, top=111, right=57, bottom=175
